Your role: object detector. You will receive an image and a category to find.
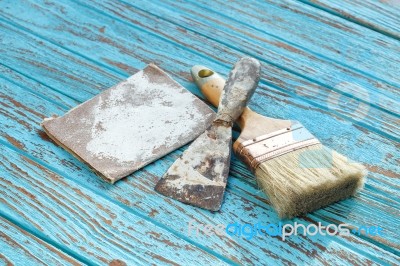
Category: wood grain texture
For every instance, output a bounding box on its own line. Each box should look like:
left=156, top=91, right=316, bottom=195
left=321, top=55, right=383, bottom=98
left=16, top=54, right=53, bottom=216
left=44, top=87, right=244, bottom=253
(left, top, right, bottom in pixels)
left=0, top=33, right=398, bottom=265
left=2, top=71, right=398, bottom=264
left=0, top=0, right=399, bottom=264
left=0, top=217, right=81, bottom=266
left=0, top=0, right=398, bottom=143
left=299, top=0, right=400, bottom=40
left=111, top=0, right=400, bottom=100
left=0, top=144, right=229, bottom=265
left=2, top=0, right=400, bottom=111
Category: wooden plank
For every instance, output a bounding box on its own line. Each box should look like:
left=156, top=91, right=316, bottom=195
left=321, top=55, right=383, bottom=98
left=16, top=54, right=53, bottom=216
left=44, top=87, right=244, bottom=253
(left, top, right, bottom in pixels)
left=0, top=0, right=393, bottom=258
left=111, top=0, right=400, bottom=99
left=0, top=217, right=81, bottom=266
left=0, top=64, right=78, bottom=109
left=0, top=0, right=398, bottom=144
left=299, top=0, right=400, bottom=40
left=2, top=14, right=398, bottom=199
left=10, top=0, right=396, bottom=173
left=0, top=0, right=396, bottom=214
left=0, top=23, right=121, bottom=103
left=0, top=52, right=399, bottom=264
left=1, top=0, right=399, bottom=114
left=0, top=146, right=230, bottom=265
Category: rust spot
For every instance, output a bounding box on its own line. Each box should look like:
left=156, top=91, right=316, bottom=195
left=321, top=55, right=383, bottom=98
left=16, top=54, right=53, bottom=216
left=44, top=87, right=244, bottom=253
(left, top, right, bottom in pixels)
left=99, top=26, right=106, bottom=33
left=211, top=120, right=232, bottom=128
left=109, top=259, right=127, bottom=266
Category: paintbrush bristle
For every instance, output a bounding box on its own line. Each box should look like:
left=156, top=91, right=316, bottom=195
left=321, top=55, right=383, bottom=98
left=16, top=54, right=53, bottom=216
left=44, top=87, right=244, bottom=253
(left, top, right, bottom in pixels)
left=255, top=144, right=366, bottom=218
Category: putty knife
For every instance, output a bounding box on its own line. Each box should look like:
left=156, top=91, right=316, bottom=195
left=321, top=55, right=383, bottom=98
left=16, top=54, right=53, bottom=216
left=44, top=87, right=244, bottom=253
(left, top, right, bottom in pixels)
left=41, top=64, right=215, bottom=184
left=155, top=58, right=261, bottom=211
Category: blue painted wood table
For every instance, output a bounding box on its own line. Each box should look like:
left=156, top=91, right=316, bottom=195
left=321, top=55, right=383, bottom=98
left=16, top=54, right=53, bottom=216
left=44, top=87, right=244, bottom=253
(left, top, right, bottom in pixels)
left=0, top=0, right=399, bottom=265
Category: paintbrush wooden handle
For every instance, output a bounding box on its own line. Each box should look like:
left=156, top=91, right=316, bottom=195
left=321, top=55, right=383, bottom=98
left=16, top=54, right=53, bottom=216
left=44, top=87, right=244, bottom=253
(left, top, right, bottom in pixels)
left=191, top=67, right=255, bottom=131
left=191, top=65, right=292, bottom=147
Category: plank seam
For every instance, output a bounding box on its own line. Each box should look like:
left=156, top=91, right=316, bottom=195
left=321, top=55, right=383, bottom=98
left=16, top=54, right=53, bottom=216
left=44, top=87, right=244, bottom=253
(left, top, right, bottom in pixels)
left=1, top=7, right=399, bottom=123
left=1, top=129, right=399, bottom=262
left=0, top=21, right=398, bottom=143
left=0, top=212, right=94, bottom=265
left=295, top=0, right=400, bottom=42
left=261, top=79, right=400, bottom=142
left=3, top=1, right=398, bottom=122
left=0, top=61, right=81, bottom=104
left=0, top=141, right=238, bottom=266
left=112, top=0, right=400, bottom=117
left=182, top=0, right=400, bottom=89
left=310, top=212, right=400, bottom=257
left=0, top=64, right=72, bottom=110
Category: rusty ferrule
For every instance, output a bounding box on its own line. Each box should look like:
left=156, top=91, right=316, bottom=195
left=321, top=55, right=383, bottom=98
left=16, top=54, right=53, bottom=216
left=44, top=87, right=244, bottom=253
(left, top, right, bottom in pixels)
left=234, top=123, right=321, bottom=171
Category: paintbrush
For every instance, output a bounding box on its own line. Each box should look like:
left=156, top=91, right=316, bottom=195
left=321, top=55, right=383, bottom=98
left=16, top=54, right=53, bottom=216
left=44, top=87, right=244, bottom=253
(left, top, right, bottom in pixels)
left=155, top=58, right=261, bottom=211
left=191, top=65, right=367, bottom=218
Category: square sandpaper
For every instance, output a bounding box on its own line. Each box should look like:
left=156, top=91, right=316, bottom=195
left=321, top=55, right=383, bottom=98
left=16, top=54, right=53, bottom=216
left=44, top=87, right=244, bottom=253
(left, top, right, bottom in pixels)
left=42, top=64, right=215, bottom=183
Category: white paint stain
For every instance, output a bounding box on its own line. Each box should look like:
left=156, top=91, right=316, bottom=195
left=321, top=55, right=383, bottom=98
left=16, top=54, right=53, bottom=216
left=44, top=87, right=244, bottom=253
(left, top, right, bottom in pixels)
left=162, top=125, right=231, bottom=190
left=86, top=69, right=212, bottom=164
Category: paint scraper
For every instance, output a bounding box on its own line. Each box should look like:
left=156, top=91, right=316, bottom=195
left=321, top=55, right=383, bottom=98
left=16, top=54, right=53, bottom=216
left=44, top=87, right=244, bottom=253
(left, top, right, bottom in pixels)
left=155, top=58, right=261, bottom=211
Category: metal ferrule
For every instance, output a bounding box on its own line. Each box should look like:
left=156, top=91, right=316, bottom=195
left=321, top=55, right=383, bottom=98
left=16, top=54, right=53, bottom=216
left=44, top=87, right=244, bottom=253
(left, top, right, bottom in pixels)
left=234, top=123, right=321, bottom=171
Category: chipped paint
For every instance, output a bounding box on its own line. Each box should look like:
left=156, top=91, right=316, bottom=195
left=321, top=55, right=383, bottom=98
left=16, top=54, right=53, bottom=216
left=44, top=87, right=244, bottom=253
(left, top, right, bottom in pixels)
left=1, top=0, right=400, bottom=264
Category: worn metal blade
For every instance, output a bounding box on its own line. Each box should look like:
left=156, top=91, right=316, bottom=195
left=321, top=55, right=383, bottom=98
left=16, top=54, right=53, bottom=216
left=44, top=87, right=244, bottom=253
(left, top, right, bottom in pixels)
left=155, top=123, right=232, bottom=211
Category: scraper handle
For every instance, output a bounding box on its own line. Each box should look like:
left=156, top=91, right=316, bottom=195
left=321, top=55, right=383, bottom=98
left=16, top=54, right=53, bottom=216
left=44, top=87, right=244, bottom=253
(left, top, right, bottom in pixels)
left=191, top=64, right=258, bottom=130
left=210, top=58, right=260, bottom=125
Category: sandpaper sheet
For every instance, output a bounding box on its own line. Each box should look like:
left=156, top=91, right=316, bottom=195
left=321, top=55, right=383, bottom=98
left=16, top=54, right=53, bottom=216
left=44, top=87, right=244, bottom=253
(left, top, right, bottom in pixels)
left=42, top=64, right=215, bottom=183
